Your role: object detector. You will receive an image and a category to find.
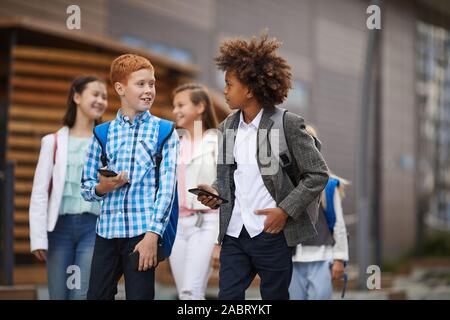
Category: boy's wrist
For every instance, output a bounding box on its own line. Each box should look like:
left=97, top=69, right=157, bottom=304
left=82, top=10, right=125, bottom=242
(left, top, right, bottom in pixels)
left=144, top=231, right=159, bottom=240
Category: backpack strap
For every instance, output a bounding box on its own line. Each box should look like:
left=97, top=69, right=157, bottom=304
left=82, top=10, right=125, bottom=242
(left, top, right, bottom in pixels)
left=324, top=177, right=340, bottom=231
left=157, top=119, right=175, bottom=154
left=93, top=121, right=111, bottom=167
left=155, top=118, right=175, bottom=197
left=270, top=108, right=298, bottom=186
left=271, top=108, right=323, bottom=227
left=271, top=108, right=323, bottom=186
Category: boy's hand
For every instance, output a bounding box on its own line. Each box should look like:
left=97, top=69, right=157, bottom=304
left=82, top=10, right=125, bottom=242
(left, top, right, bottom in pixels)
left=331, top=260, right=345, bottom=280
left=133, top=232, right=159, bottom=271
left=95, top=171, right=129, bottom=195
left=32, top=249, right=47, bottom=262
left=197, top=184, right=222, bottom=209
left=254, top=207, right=288, bottom=234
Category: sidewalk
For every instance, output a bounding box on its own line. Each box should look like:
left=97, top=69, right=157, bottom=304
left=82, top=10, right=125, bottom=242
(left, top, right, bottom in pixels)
left=333, top=258, right=450, bottom=300
left=5, top=257, right=450, bottom=300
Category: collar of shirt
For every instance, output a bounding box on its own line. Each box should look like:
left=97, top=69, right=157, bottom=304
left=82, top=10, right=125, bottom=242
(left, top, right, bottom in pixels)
left=116, top=109, right=151, bottom=126
left=238, top=108, right=264, bottom=130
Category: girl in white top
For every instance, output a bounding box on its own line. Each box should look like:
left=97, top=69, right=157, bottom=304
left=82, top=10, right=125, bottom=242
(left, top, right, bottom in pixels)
left=29, top=75, right=107, bottom=299
left=170, top=83, right=220, bottom=300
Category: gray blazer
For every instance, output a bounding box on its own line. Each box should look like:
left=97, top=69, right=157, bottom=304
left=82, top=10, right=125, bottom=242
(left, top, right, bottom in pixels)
left=212, top=107, right=329, bottom=247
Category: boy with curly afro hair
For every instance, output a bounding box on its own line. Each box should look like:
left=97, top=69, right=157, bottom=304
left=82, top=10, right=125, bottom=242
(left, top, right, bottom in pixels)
left=197, top=32, right=329, bottom=300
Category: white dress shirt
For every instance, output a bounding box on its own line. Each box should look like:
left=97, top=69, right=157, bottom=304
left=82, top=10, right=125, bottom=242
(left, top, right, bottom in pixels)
left=226, top=109, right=277, bottom=238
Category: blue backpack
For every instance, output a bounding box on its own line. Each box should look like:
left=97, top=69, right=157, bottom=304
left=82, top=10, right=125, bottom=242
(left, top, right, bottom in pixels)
left=323, top=176, right=349, bottom=298
left=93, top=118, right=179, bottom=261
left=323, top=177, right=340, bottom=232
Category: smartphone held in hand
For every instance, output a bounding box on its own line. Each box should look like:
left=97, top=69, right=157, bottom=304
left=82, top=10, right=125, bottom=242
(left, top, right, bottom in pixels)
left=98, top=168, right=118, bottom=177
left=188, top=188, right=229, bottom=204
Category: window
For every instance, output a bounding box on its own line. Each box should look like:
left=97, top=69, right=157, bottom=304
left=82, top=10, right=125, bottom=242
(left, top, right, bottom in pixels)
left=120, top=35, right=194, bottom=64
left=417, top=21, right=450, bottom=230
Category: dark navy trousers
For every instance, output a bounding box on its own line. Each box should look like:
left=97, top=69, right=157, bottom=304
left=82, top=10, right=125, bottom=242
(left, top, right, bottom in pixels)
left=87, top=234, right=155, bottom=300
left=218, top=227, right=294, bottom=300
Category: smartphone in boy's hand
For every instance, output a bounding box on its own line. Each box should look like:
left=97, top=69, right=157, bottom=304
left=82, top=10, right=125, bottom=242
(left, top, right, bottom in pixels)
left=194, top=184, right=225, bottom=209
left=129, top=250, right=140, bottom=271
left=189, top=188, right=228, bottom=204
left=129, top=240, right=165, bottom=271
left=98, top=168, right=118, bottom=177
left=96, top=169, right=129, bottom=195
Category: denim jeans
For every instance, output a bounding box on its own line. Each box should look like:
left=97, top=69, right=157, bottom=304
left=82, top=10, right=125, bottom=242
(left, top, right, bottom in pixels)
left=289, top=260, right=333, bottom=300
left=46, top=213, right=97, bottom=300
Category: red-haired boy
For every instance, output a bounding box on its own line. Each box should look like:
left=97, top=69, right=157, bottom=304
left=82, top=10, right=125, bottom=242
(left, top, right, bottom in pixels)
left=81, top=54, right=179, bottom=299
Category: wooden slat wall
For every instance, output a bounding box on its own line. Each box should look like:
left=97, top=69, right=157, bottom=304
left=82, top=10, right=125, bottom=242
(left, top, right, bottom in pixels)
left=7, top=45, right=180, bottom=254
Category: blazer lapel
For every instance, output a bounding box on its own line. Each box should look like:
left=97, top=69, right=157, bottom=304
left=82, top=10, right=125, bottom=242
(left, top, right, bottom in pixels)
left=223, top=111, right=240, bottom=165
left=257, top=108, right=275, bottom=153
left=257, top=108, right=276, bottom=199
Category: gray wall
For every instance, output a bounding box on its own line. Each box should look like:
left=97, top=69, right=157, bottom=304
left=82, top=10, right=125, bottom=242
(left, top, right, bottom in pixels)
left=381, top=0, right=417, bottom=258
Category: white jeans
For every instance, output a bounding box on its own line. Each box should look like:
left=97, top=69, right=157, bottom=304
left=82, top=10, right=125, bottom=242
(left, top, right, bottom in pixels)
left=169, top=213, right=218, bottom=300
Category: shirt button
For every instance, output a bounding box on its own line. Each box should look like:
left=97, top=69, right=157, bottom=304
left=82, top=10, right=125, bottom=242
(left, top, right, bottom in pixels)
left=118, top=211, right=122, bottom=215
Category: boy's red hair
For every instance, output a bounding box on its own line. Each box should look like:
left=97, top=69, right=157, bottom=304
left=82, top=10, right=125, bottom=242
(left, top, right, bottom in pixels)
left=110, top=54, right=154, bottom=84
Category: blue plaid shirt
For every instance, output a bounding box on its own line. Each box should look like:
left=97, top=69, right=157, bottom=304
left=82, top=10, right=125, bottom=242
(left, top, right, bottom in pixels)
left=81, top=110, right=179, bottom=239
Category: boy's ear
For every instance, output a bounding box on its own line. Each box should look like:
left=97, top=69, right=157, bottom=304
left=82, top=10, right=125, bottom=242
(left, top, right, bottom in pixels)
left=245, top=88, right=254, bottom=99
left=114, top=82, right=125, bottom=96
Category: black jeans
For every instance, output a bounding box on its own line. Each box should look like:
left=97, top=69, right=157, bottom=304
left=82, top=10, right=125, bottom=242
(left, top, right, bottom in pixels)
left=87, top=234, right=155, bottom=300
left=218, top=227, right=294, bottom=300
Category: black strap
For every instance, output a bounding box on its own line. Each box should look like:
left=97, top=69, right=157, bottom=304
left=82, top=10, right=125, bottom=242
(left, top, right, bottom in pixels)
left=154, top=124, right=175, bottom=201
left=281, top=112, right=300, bottom=186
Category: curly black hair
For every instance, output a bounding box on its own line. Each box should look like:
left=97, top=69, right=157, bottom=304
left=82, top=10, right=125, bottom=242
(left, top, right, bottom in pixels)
left=215, top=32, right=292, bottom=107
